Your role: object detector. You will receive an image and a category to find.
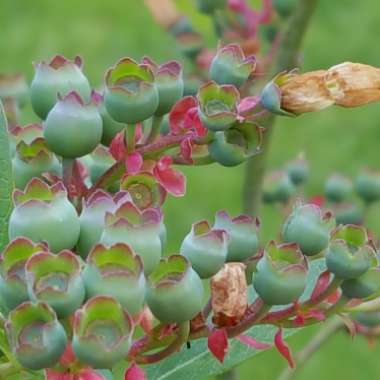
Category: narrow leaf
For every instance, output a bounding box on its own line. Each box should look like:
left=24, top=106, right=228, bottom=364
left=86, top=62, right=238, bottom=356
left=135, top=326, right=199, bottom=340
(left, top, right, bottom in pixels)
left=310, top=270, right=331, bottom=301
left=0, top=100, right=13, bottom=252
left=274, top=328, right=295, bottom=368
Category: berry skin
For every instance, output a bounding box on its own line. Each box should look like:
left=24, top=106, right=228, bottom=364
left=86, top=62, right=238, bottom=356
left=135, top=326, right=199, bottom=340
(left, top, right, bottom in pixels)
left=324, top=174, right=352, bottom=203
left=342, top=268, right=380, bottom=299
left=146, top=255, right=204, bottom=323
left=355, top=169, right=380, bottom=204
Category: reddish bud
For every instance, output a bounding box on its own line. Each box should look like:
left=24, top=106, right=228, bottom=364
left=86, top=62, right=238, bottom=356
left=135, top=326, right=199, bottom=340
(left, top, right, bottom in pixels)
left=125, top=363, right=147, bottom=380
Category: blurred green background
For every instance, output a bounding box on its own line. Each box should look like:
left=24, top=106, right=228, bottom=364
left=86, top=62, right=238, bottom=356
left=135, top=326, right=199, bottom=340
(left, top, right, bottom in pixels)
left=1, top=0, right=380, bottom=379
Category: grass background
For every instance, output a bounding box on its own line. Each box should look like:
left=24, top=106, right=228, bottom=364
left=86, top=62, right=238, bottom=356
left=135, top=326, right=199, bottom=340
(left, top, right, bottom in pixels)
left=1, top=0, right=380, bottom=378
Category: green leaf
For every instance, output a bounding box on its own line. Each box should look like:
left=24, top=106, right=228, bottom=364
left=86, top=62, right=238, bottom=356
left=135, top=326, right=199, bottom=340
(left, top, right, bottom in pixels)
left=142, top=259, right=325, bottom=380
left=0, top=100, right=13, bottom=252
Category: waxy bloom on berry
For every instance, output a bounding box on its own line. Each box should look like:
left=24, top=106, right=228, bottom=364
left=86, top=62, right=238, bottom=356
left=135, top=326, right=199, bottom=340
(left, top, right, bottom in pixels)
left=214, top=210, right=260, bottom=262
left=146, top=255, right=204, bottom=323
left=210, top=44, right=256, bottom=88
left=142, top=57, right=184, bottom=116
left=9, top=178, right=80, bottom=253
left=326, top=225, right=377, bottom=280
left=83, top=243, right=146, bottom=315
left=197, top=81, right=239, bottom=131
left=283, top=203, right=335, bottom=256
left=44, top=92, right=103, bottom=158
left=5, top=301, right=67, bottom=370
left=180, top=220, right=228, bottom=278
left=100, top=200, right=162, bottom=275
left=355, top=168, right=380, bottom=204
left=286, top=154, right=309, bottom=186
left=72, top=296, right=134, bottom=368
left=0, top=237, right=47, bottom=310
left=262, top=171, right=295, bottom=204
left=25, top=250, right=85, bottom=318
left=104, top=57, right=159, bottom=124
left=30, top=55, right=91, bottom=119
left=253, top=241, right=308, bottom=305
left=13, top=137, right=61, bottom=189
left=342, top=267, right=380, bottom=299
left=324, top=173, right=352, bottom=203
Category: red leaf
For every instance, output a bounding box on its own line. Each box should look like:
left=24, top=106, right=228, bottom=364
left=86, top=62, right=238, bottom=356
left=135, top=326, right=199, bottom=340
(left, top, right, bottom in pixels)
left=310, top=270, right=331, bottom=302
left=153, top=156, right=186, bottom=197
left=236, top=335, right=271, bottom=350
left=59, top=343, right=76, bottom=367
left=274, top=328, right=295, bottom=369
left=125, top=363, right=147, bottom=380
left=208, top=329, right=229, bottom=363
left=125, top=152, right=143, bottom=174
left=109, top=131, right=126, bottom=161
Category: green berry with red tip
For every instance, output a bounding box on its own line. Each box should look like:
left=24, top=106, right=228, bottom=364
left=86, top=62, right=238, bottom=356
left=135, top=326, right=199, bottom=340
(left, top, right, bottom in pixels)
left=253, top=241, right=308, bottom=305
left=214, top=211, right=260, bottom=262
left=355, top=169, right=380, bottom=204
left=104, top=57, right=159, bottom=124
left=208, top=121, right=262, bottom=167
left=12, top=137, right=61, bottom=189
left=82, top=243, right=146, bottom=315
left=0, top=237, right=47, bottom=310
left=30, top=55, right=91, bottom=120
left=282, top=203, right=335, bottom=256
left=100, top=201, right=162, bottom=275
left=210, top=44, right=256, bottom=88
left=43, top=92, right=103, bottom=158
left=197, top=81, right=239, bottom=131
left=342, top=268, right=380, bottom=299
left=5, top=301, right=67, bottom=370
left=72, top=296, right=133, bottom=369
left=142, top=57, right=184, bottom=116
left=180, top=220, right=228, bottom=278
left=146, top=255, right=204, bottom=323
left=324, top=174, right=352, bottom=203
left=25, top=250, right=85, bottom=318
left=9, top=178, right=80, bottom=253
left=77, top=191, right=131, bottom=257
left=262, top=171, right=296, bottom=204
left=326, top=225, right=377, bottom=280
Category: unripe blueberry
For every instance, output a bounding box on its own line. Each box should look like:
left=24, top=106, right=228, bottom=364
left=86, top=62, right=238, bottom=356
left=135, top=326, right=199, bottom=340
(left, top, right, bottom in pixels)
left=12, top=137, right=61, bottom=189
left=210, top=44, right=256, bottom=88
left=0, top=237, right=47, bottom=310
left=197, top=81, right=239, bottom=131
left=208, top=121, right=262, bottom=167
left=142, top=57, right=184, bottom=116
left=273, top=0, right=297, bottom=18
left=9, top=123, right=44, bottom=158
left=262, top=171, right=296, bottom=204
left=324, top=174, right=352, bottom=203
left=286, top=154, right=309, bottom=186
left=30, top=55, right=91, bottom=120
left=354, top=311, right=380, bottom=327
left=342, top=268, right=380, bottom=299
left=253, top=241, right=308, bottom=305
left=9, top=178, right=80, bottom=253
left=77, top=190, right=131, bottom=257
left=25, top=250, right=85, bottom=318
left=196, top=0, right=226, bottom=14
left=44, top=92, right=103, bottom=158
left=0, top=73, right=29, bottom=107
left=100, top=201, right=162, bottom=275
left=72, top=296, right=133, bottom=368
left=326, top=225, right=377, bottom=279
left=355, top=169, right=380, bottom=204
left=180, top=220, right=228, bottom=278
left=214, top=210, right=260, bottom=262
left=146, top=255, right=204, bottom=323
left=282, top=204, right=335, bottom=256
left=5, top=302, right=67, bottom=370
left=334, top=202, right=363, bottom=225
left=176, top=32, right=203, bottom=60
left=82, top=243, right=146, bottom=315
left=104, top=57, right=159, bottom=124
